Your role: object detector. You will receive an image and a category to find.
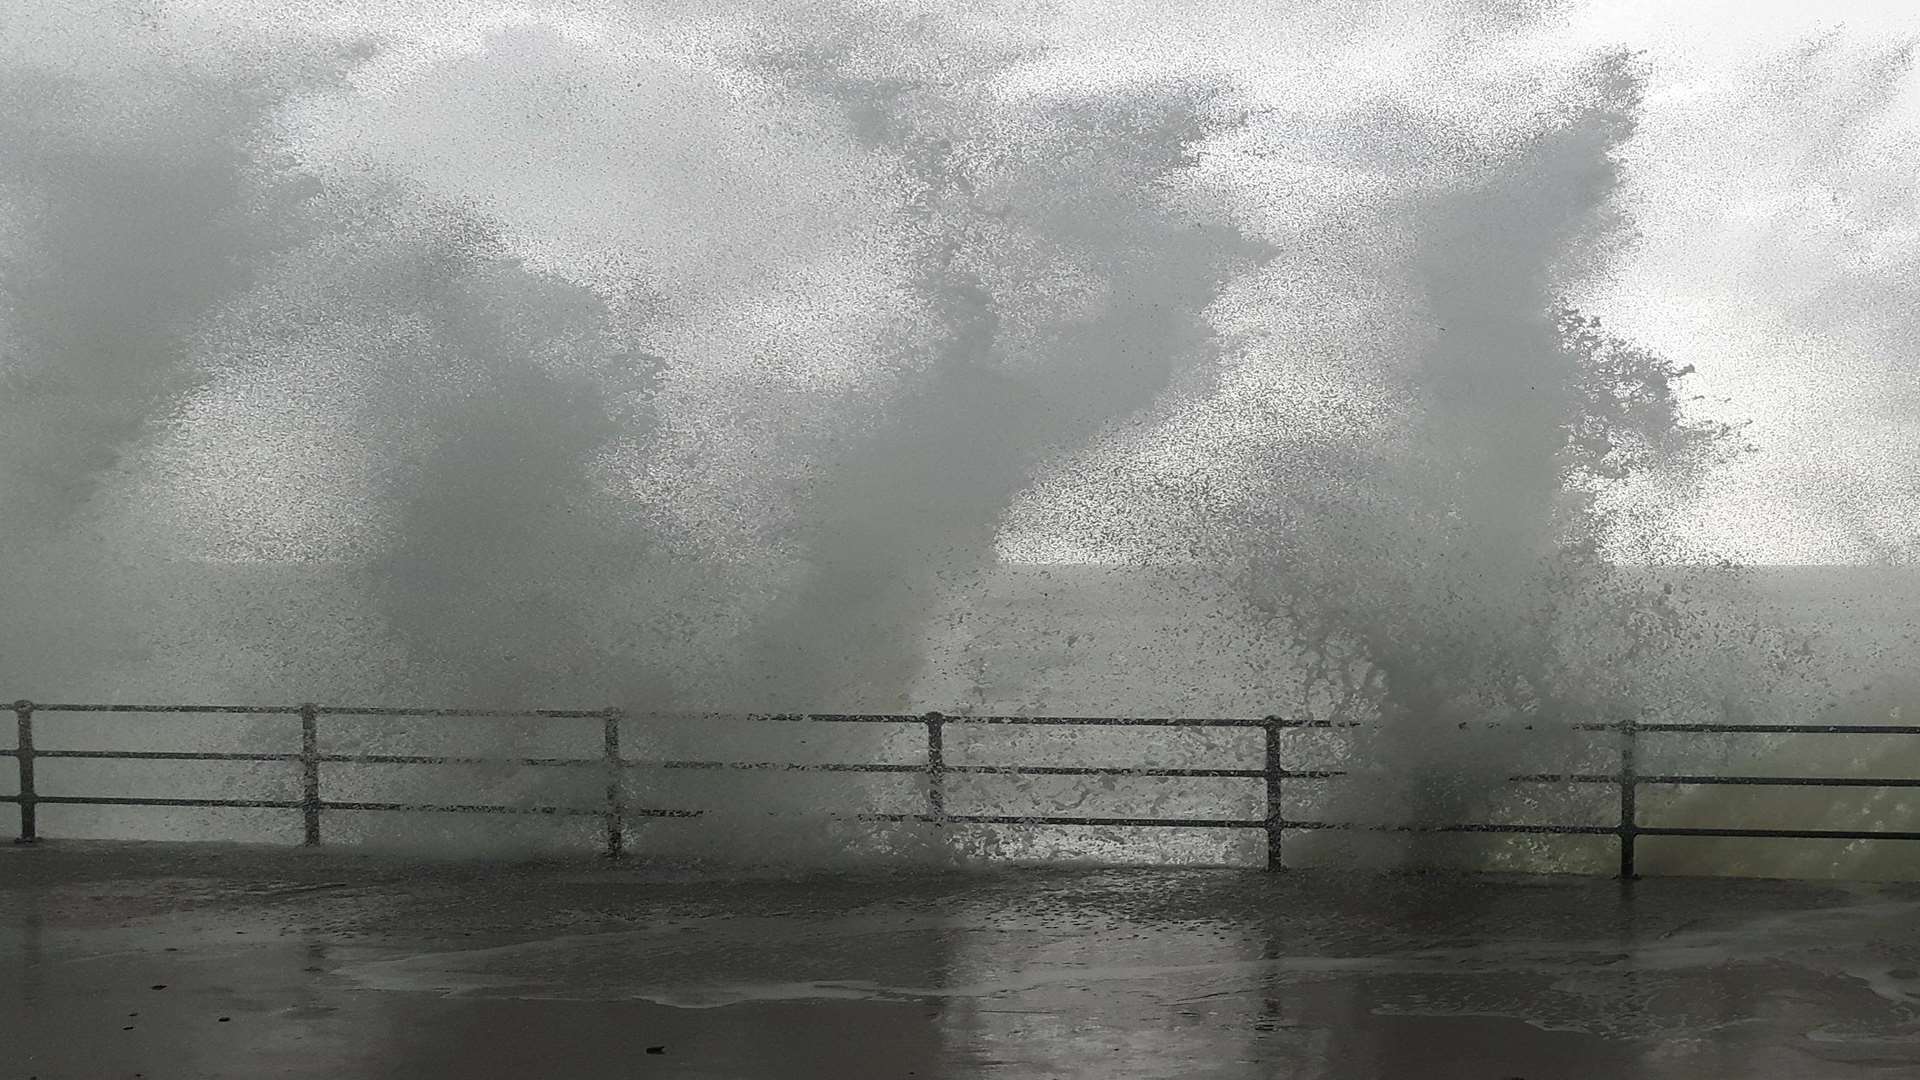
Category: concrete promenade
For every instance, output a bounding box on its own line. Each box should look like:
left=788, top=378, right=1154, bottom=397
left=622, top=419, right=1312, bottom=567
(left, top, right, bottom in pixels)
left=6, top=841, right=1920, bottom=1078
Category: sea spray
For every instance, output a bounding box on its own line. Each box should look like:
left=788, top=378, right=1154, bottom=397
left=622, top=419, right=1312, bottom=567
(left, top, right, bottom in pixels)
left=1, top=2, right=1901, bottom=872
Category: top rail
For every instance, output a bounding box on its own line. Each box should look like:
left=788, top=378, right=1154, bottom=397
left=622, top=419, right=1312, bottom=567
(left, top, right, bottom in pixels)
left=14, top=702, right=1920, bottom=737
left=12, top=703, right=1276, bottom=725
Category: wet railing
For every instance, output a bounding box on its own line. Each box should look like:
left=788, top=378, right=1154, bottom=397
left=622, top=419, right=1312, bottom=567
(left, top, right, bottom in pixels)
left=7, top=699, right=1920, bottom=877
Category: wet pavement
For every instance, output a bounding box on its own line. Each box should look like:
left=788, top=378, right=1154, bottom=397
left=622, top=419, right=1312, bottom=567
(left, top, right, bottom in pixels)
left=6, top=842, right=1920, bottom=1078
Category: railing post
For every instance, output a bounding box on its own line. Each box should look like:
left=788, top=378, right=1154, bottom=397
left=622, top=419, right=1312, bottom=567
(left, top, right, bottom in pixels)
left=1264, top=715, right=1283, bottom=871
left=299, top=704, right=321, bottom=847
left=14, top=700, right=36, bottom=844
left=603, top=707, right=625, bottom=859
left=1618, top=711, right=1638, bottom=881
left=925, top=711, right=947, bottom=828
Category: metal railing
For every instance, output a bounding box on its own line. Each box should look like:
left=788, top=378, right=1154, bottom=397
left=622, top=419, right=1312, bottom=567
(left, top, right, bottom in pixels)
left=7, top=699, right=1920, bottom=877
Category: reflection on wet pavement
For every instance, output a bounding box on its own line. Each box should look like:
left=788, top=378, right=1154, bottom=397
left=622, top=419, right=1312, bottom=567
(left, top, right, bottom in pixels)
left=6, top=842, right=1920, bottom=1078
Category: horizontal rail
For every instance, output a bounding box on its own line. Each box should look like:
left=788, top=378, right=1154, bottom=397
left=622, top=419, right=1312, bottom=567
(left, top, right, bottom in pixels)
left=1279, top=770, right=1920, bottom=789
left=23, top=751, right=1919, bottom=790
left=20, top=703, right=1920, bottom=736
left=319, top=754, right=608, bottom=767
left=20, top=703, right=610, bottom=719
left=1639, top=826, right=1920, bottom=842
left=1635, top=723, right=1920, bottom=736
left=9, top=795, right=303, bottom=810
left=14, top=705, right=1276, bottom=726
left=916, top=715, right=1272, bottom=728
left=1638, top=774, right=1920, bottom=788
left=1268, top=769, right=1630, bottom=782
left=0, top=794, right=1258, bottom=829
left=21, top=704, right=308, bottom=715
left=1280, top=820, right=1622, bottom=836
left=914, top=813, right=1269, bottom=828
left=318, top=800, right=612, bottom=817
left=0, top=747, right=1267, bottom=778
left=11, top=749, right=299, bottom=763
left=950, top=764, right=1265, bottom=778
left=316, top=707, right=617, bottom=719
